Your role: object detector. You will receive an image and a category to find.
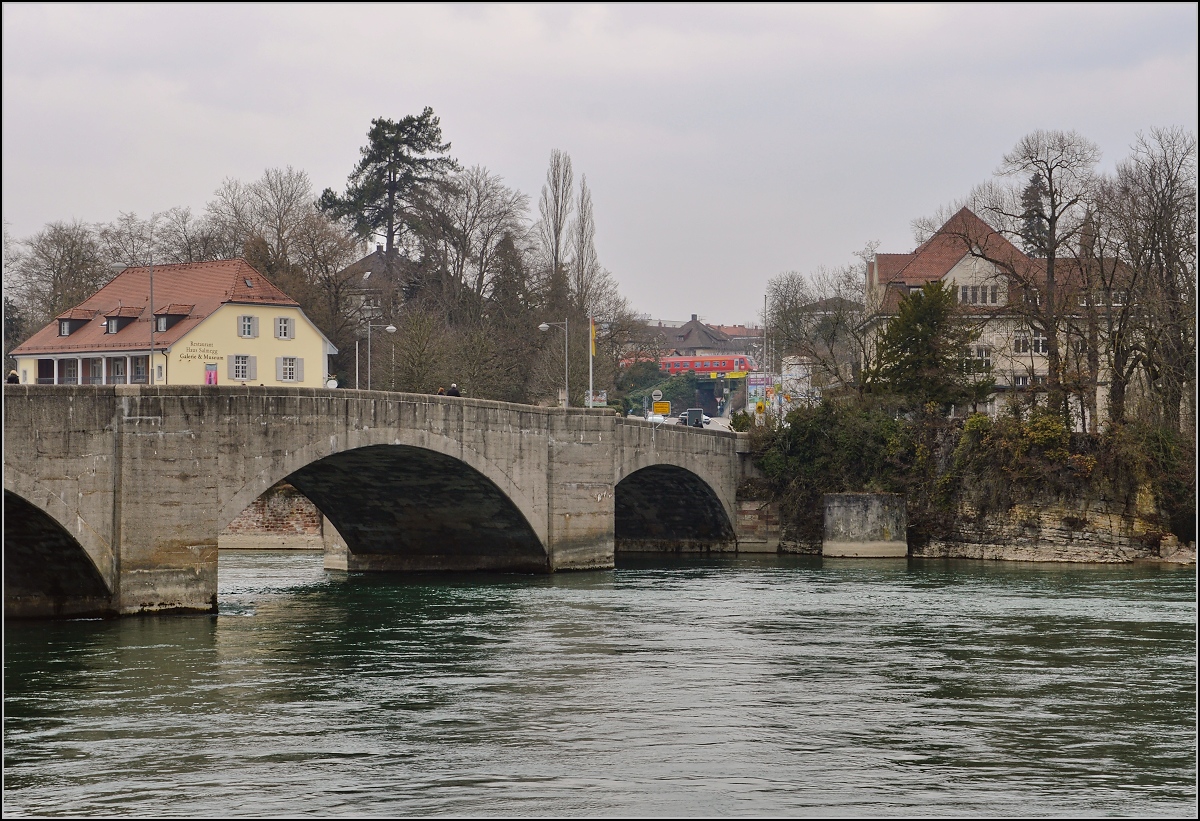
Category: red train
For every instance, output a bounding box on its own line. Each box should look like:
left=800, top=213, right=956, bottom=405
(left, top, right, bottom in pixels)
left=660, top=355, right=756, bottom=376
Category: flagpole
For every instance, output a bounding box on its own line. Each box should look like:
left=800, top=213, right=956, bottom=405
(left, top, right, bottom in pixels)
left=588, top=317, right=594, bottom=408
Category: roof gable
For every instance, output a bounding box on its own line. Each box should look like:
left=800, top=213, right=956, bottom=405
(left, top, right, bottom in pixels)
left=878, top=208, right=1030, bottom=286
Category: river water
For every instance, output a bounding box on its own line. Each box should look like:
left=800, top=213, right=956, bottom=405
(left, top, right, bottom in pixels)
left=4, top=551, right=1196, bottom=817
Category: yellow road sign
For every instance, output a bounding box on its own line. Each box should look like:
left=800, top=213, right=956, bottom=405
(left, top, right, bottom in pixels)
left=652, top=401, right=671, bottom=416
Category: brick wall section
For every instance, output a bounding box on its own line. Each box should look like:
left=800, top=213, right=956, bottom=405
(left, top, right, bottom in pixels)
left=221, top=480, right=321, bottom=536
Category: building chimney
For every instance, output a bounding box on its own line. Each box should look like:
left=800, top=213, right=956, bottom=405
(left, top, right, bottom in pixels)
left=691, top=314, right=697, bottom=321
left=376, top=243, right=383, bottom=254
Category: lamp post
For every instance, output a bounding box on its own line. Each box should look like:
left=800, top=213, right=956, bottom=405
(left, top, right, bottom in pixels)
left=366, top=322, right=396, bottom=390
left=538, top=318, right=568, bottom=407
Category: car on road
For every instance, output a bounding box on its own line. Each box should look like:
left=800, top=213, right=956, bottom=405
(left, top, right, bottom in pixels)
left=677, top=410, right=712, bottom=426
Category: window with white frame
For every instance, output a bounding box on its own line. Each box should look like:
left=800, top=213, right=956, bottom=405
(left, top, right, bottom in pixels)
left=157, top=315, right=168, bottom=332
left=59, top=320, right=71, bottom=336
left=238, top=315, right=258, bottom=338
left=233, top=355, right=250, bottom=380
left=974, top=345, right=992, bottom=371
left=1014, top=375, right=1029, bottom=388
left=275, top=317, right=294, bottom=339
left=1015, top=331, right=1049, bottom=355
left=276, top=356, right=303, bottom=382
left=107, top=318, right=119, bottom=334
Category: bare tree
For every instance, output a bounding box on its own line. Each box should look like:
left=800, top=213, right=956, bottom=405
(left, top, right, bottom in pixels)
left=7, top=220, right=112, bottom=326
left=766, top=243, right=878, bottom=396
left=97, top=211, right=157, bottom=266
left=156, top=206, right=226, bottom=264
left=569, top=174, right=601, bottom=314
left=537, top=149, right=574, bottom=312
left=918, top=131, right=1101, bottom=421
left=1116, top=127, right=1197, bottom=431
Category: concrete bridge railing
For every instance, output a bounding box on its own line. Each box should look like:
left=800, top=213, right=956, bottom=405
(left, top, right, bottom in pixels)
left=4, top=385, right=752, bottom=618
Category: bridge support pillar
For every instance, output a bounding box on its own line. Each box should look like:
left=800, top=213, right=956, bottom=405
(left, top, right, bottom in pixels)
left=546, top=412, right=616, bottom=570
left=111, top=390, right=219, bottom=614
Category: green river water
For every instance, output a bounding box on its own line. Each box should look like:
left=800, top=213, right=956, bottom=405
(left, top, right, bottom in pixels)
left=4, top=551, right=1196, bottom=817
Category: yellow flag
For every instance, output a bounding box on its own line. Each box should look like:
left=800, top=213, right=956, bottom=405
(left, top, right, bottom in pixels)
left=590, top=317, right=596, bottom=356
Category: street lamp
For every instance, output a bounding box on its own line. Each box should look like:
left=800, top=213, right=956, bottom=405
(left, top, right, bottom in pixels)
left=538, top=318, right=568, bottom=407
left=362, top=322, right=396, bottom=390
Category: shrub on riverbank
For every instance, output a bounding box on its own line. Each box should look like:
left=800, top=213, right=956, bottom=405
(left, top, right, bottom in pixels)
left=748, top=399, right=1195, bottom=546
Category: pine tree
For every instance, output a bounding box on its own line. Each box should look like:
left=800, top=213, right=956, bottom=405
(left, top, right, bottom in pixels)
left=1019, top=172, right=1049, bottom=257
left=318, top=108, right=458, bottom=274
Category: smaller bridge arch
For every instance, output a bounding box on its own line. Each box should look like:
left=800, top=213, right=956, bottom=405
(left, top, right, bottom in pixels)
left=612, top=422, right=741, bottom=553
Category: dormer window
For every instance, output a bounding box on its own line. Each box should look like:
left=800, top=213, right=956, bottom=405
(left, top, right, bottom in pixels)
left=107, top=318, right=120, bottom=334
left=157, top=316, right=168, bottom=332
left=59, top=320, right=71, bottom=336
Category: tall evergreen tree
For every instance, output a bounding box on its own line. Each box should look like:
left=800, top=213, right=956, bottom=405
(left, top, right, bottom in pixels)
left=318, top=108, right=458, bottom=273
left=876, top=281, right=991, bottom=408
left=1019, top=172, right=1049, bottom=256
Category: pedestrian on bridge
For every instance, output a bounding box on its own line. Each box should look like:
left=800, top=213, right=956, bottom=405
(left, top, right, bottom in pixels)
left=446, top=383, right=461, bottom=397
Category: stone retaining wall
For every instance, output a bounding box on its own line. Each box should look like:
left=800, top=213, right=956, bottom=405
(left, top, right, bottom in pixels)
left=915, top=501, right=1196, bottom=564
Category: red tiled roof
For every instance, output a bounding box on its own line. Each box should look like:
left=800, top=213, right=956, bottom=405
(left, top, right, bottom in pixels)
left=874, top=253, right=915, bottom=285
left=11, top=259, right=299, bottom=357
left=877, top=208, right=1029, bottom=286
left=160, top=303, right=195, bottom=315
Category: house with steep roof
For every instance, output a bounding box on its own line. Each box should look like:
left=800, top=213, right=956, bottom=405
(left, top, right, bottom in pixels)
left=866, top=207, right=1099, bottom=420
left=864, top=205, right=1123, bottom=427
left=11, top=259, right=337, bottom=388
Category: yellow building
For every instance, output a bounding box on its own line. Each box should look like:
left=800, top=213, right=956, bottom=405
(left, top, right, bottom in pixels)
left=11, top=259, right=336, bottom=387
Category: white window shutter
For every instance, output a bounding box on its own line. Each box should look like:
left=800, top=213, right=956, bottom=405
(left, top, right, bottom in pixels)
left=295, top=358, right=304, bottom=382
left=251, top=316, right=259, bottom=338
left=227, top=355, right=236, bottom=380
left=248, top=356, right=257, bottom=380
left=276, top=357, right=284, bottom=381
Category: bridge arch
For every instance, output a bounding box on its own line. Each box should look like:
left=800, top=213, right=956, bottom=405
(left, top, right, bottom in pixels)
left=3, top=466, right=116, bottom=591
left=615, top=464, right=737, bottom=552
left=219, top=417, right=550, bottom=573
left=3, top=489, right=116, bottom=618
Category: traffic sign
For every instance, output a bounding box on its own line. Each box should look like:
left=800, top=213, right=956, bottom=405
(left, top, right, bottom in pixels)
left=651, top=389, right=663, bottom=401
left=653, top=400, right=671, bottom=416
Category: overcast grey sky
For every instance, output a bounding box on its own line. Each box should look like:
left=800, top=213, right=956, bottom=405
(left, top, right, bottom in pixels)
left=3, top=3, right=1196, bottom=325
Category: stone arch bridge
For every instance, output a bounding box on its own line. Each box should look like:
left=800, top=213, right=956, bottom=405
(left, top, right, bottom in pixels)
left=4, top=385, right=759, bottom=618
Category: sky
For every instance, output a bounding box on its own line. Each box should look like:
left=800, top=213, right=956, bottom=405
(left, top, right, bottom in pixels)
left=3, top=3, right=1196, bottom=326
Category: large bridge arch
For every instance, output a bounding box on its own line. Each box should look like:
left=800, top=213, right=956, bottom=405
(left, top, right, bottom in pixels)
left=3, top=489, right=116, bottom=618
left=285, top=444, right=547, bottom=572
left=217, top=421, right=546, bottom=548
